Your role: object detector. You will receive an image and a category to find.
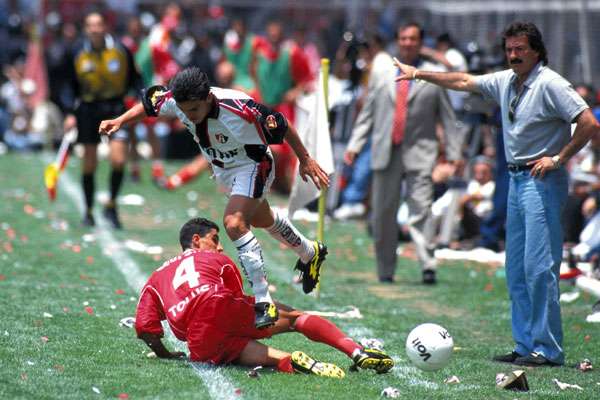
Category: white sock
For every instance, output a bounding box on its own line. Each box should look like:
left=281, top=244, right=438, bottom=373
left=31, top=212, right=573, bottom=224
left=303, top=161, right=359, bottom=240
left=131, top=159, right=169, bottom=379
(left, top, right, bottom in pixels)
left=266, top=209, right=315, bottom=263
left=233, top=231, right=273, bottom=304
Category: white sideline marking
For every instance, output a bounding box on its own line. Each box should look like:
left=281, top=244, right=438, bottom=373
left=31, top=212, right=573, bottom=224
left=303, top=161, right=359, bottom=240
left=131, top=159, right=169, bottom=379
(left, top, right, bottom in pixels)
left=54, top=161, right=239, bottom=400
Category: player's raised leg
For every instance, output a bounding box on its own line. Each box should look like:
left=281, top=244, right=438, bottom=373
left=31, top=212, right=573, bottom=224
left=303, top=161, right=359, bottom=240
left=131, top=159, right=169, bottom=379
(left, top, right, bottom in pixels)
left=224, top=195, right=277, bottom=329
left=251, top=200, right=327, bottom=294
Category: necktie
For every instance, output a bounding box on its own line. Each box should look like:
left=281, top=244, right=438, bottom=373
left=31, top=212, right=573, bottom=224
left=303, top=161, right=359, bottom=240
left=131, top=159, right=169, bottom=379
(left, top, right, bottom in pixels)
left=392, top=80, right=409, bottom=145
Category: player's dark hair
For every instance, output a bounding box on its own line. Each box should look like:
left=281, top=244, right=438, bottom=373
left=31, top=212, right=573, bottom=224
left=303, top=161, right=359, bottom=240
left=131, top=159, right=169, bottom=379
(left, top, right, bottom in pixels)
left=397, top=21, right=424, bottom=40
left=502, top=22, right=548, bottom=65
left=179, top=218, right=219, bottom=250
left=170, top=67, right=210, bottom=103
left=84, top=11, right=105, bottom=25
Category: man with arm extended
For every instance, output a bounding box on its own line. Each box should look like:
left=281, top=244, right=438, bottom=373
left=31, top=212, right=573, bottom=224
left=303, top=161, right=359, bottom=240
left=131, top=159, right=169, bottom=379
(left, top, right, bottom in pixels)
left=395, top=21, right=600, bottom=366
left=135, top=217, right=394, bottom=377
left=99, top=67, right=329, bottom=330
left=345, top=22, right=461, bottom=285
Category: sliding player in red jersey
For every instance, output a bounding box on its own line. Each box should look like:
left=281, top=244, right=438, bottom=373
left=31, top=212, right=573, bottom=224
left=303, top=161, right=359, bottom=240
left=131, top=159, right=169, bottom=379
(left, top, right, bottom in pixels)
left=100, top=67, right=328, bottom=329
left=135, top=217, right=393, bottom=377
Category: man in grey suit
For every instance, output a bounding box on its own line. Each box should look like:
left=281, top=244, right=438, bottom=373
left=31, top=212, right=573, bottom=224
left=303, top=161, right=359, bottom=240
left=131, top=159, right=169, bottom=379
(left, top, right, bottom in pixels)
left=344, top=22, right=462, bottom=284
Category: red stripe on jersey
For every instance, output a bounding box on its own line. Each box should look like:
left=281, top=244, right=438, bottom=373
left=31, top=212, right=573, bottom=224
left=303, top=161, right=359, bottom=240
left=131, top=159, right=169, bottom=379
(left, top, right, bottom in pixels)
left=253, top=121, right=267, bottom=144
left=252, top=156, right=273, bottom=198
left=220, top=102, right=255, bottom=123
left=155, top=90, right=173, bottom=114
left=220, top=102, right=267, bottom=144
left=239, top=101, right=268, bottom=144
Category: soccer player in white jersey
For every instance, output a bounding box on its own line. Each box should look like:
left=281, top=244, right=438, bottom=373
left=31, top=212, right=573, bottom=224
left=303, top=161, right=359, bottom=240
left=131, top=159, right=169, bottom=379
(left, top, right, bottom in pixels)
left=99, top=67, right=329, bottom=329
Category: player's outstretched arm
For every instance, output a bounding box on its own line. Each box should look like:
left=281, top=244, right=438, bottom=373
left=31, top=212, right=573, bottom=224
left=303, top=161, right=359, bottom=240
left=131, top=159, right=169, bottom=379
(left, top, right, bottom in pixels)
left=138, top=332, right=186, bottom=359
left=393, top=57, right=479, bottom=93
left=284, top=123, right=330, bottom=190
left=98, top=103, right=147, bottom=137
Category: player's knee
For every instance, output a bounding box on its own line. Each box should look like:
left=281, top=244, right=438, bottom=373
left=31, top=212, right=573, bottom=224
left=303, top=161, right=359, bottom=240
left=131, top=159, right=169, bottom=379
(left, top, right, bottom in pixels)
left=223, top=213, right=249, bottom=238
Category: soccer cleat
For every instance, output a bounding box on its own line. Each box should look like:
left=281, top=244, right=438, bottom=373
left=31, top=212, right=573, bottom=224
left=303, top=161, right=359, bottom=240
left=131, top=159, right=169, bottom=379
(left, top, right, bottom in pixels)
left=291, top=351, right=345, bottom=378
left=103, top=206, right=122, bottom=230
left=350, top=348, right=394, bottom=374
left=82, top=212, right=96, bottom=227
left=492, top=351, right=522, bottom=363
left=254, top=302, right=278, bottom=329
left=422, top=269, right=437, bottom=285
left=295, top=242, right=327, bottom=294
left=513, top=352, right=562, bottom=367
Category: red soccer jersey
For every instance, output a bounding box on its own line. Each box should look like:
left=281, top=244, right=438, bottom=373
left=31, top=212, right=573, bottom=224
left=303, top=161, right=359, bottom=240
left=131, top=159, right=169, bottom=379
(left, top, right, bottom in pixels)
left=135, top=249, right=244, bottom=341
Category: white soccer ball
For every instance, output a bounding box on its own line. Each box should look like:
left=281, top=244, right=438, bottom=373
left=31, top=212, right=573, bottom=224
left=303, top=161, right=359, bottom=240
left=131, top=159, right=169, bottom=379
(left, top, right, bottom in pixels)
left=405, top=323, right=454, bottom=371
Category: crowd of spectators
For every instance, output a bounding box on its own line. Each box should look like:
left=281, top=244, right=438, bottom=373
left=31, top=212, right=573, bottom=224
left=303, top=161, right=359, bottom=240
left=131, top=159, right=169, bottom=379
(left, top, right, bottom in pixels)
left=1, top=0, right=600, bottom=272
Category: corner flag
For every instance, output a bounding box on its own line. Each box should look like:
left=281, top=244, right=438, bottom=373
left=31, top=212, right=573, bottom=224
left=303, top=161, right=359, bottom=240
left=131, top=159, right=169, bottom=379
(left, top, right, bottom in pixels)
left=288, top=60, right=334, bottom=216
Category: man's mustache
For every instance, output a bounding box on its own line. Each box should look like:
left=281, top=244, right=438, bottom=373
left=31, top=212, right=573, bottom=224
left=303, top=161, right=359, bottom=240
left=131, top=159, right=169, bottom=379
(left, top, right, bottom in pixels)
left=510, top=58, right=523, bottom=65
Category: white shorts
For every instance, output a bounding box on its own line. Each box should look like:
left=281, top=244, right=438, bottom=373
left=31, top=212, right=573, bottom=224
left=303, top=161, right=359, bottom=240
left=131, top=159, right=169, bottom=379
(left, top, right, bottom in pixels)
left=213, top=155, right=275, bottom=200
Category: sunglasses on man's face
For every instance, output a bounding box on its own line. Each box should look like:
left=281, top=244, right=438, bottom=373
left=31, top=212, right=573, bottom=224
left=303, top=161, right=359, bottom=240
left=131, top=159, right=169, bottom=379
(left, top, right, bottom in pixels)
left=508, top=92, right=520, bottom=123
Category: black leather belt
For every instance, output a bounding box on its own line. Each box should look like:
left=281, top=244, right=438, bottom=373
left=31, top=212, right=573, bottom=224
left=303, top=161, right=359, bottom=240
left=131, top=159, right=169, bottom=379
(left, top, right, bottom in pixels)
left=507, top=163, right=533, bottom=172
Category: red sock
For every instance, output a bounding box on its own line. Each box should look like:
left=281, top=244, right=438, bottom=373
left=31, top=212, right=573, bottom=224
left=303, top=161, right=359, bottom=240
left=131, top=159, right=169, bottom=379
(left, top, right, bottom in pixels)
left=277, top=356, right=294, bottom=373
left=167, top=168, right=196, bottom=189
left=294, top=314, right=361, bottom=358
left=177, top=168, right=196, bottom=184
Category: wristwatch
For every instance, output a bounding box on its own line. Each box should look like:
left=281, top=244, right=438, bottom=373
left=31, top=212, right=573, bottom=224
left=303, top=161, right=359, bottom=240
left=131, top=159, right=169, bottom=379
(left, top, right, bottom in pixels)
left=551, top=155, right=562, bottom=168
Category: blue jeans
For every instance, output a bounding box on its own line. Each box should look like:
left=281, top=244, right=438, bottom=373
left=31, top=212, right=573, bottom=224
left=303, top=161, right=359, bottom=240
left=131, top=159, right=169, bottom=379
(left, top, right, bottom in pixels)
left=505, top=167, right=568, bottom=364
left=341, top=140, right=371, bottom=204
left=479, top=126, right=508, bottom=250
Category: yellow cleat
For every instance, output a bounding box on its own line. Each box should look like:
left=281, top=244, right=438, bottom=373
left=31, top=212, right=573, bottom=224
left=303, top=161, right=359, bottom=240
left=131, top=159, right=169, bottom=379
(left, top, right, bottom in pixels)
left=291, top=351, right=345, bottom=378
left=254, top=302, right=278, bottom=329
left=295, top=242, right=327, bottom=294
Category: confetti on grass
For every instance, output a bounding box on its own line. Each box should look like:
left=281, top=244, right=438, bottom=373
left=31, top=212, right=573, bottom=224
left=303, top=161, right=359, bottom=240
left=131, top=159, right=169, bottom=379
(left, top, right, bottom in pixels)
left=553, top=379, right=583, bottom=390
left=444, top=375, right=460, bottom=384
left=381, top=387, right=400, bottom=398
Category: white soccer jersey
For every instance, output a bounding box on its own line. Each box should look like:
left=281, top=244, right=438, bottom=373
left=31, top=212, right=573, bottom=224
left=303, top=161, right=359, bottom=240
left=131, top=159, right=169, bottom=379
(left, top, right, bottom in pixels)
left=150, top=87, right=288, bottom=169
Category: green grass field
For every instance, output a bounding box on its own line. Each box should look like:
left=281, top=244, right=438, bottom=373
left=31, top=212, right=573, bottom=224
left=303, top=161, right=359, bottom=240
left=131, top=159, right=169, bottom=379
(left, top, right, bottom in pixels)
left=1, top=152, right=600, bottom=399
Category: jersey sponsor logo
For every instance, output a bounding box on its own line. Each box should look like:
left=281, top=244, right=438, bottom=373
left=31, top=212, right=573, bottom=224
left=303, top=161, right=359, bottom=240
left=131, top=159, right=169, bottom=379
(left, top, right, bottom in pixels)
left=167, top=284, right=213, bottom=318
left=215, top=133, right=229, bottom=144
left=204, top=147, right=239, bottom=160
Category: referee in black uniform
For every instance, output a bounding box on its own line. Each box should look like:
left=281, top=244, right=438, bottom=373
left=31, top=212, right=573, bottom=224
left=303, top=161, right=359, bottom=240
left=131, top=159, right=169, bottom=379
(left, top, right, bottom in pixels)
left=64, top=12, right=141, bottom=228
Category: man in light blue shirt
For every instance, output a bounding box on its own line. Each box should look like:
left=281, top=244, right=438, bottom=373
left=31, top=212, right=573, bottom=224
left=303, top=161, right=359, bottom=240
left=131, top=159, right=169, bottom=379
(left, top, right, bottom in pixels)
left=395, top=22, right=600, bottom=366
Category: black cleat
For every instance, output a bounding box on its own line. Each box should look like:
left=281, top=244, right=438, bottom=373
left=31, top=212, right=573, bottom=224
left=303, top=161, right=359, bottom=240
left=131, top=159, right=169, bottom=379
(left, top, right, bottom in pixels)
left=82, top=213, right=96, bottom=227
left=350, top=348, right=394, bottom=374
left=492, top=351, right=522, bottom=363
left=254, top=302, right=278, bottom=329
left=514, top=352, right=562, bottom=367
left=422, top=269, right=436, bottom=285
left=103, top=206, right=122, bottom=230
left=295, top=242, right=327, bottom=294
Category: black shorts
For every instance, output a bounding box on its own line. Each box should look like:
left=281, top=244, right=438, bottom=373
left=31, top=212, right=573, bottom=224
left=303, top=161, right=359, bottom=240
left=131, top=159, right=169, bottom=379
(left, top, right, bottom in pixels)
left=75, top=100, right=129, bottom=144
